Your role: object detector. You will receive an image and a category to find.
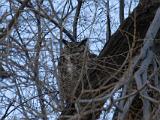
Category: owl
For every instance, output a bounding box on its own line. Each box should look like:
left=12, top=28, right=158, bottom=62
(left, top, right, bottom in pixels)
left=58, top=38, right=96, bottom=105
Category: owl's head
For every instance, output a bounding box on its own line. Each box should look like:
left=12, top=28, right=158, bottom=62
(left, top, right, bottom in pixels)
left=62, top=38, right=88, bottom=55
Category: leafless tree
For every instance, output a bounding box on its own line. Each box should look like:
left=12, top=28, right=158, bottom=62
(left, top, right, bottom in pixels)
left=0, top=0, right=160, bottom=120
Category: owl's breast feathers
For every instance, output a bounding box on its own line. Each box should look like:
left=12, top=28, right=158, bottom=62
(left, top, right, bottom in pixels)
left=57, top=40, right=97, bottom=103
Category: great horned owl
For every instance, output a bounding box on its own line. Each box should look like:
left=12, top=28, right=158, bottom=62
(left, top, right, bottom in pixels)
left=58, top=38, right=96, bottom=105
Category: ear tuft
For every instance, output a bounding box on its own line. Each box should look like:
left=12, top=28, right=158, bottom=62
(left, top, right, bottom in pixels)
left=79, top=38, right=88, bottom=45
left=62, top=39, right=68, bottom=45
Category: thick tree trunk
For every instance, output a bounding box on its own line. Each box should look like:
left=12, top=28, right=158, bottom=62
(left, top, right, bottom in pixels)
left=59, top=0, right=160, bottom=119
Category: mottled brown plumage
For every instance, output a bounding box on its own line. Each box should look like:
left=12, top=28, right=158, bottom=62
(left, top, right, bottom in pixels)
left=58, top=39, right=96, bottom=105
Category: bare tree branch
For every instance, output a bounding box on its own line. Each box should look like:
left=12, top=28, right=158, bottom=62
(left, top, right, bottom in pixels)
left=119, top=0, right=124, bottom=24
left=0, top=100, right=15, bottom=120
left=73, top=0, right=83, bottom=41
left=0, top=0, right=30, bottom=41
left=105, top=0, right=111, bottom=42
